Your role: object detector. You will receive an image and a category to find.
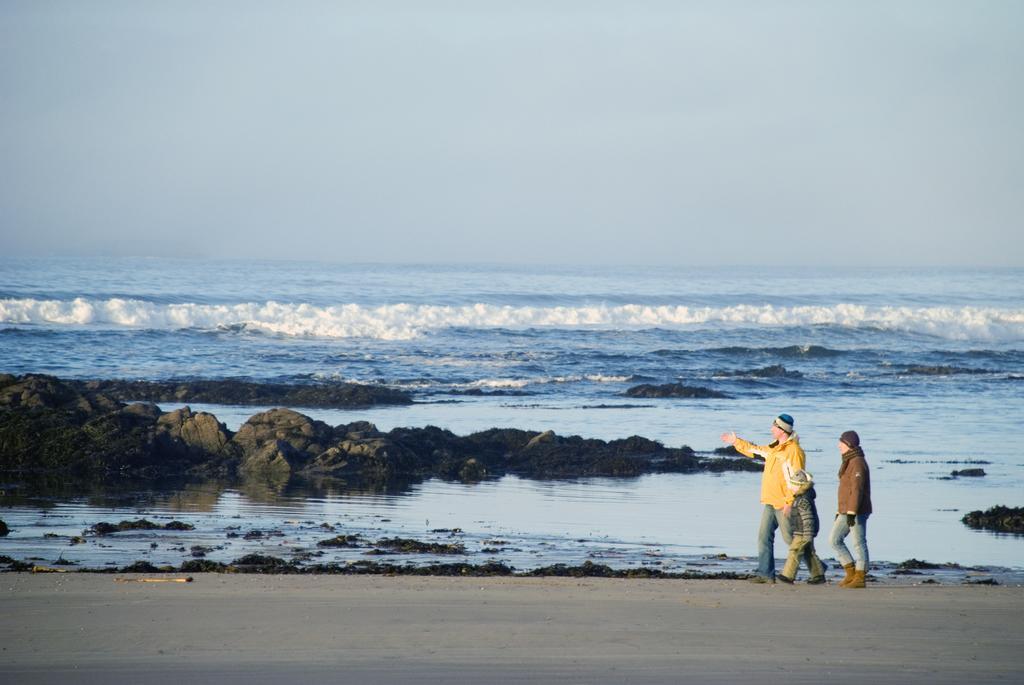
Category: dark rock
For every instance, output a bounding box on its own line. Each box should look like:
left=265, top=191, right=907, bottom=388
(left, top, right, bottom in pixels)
left=157, top=407, right=238, bottom=460
left=163, top=521, right=195, bottom=531
left=526, top=561, right=621, bottom=578
left=458, top=458, right=487, bottom=482
left=239, top=440, right=302, bottom=479
left=317, top=534, right=364, bottom=548
left=524, top=560, right=748, bottom=580
left=232, top=408, right=339, bottom=478
left=961, top=506, right=1024, bottom=534
left=87, top=519, right=193, bottom=535
left=307, top=433, right=418, bottom=480
left=461, top=427, right=536, bottom=454
left=375, top=538, right=467, bottom=555
left=181, top=559, right=228, bottom=573
left=87, top=522, right=123, bottom=536
left=84, top=378, right=413, bottom=407
left=700, top=457, right=764, bottom=473
left=950, top=468, right=986, bottom=477
left=0, top=374, right=119, bottom=414
left=338, top=421, right=383, bottom=440
left=722, top=365, right=803, bottom=379
left=308, top=561, right=516, bottom=576
left=111, top=519, right=163, bottom=531
left=624, top=383, right=729, bottom=399
left=505, top=431, right=650, bottom=478
left=1, top=374, right=761, bottom=484
left=492, top=431, right=705, bottom=479
left=230, top=554, right=298, bottom=573
left=120, top=561, right=165, bottom=573
left=234, top=409, right=336, bottom=459
left=897, top=559, right=943, bottom=570
left=0, top=519, right=7, bottom=536
left=0, top=375, right=228, bottom=478
left=525, top=430, right=555, bottom=450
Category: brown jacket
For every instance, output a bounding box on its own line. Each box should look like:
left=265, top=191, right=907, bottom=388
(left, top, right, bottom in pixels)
left=837, top=447, right=872, bottom=515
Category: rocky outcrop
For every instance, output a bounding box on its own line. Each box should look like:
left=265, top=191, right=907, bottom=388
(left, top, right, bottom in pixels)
left=721, top=365, right=803, bottom=379
left=87, top=519, right=195, bottom=535
left=0, top=375, right=219, bottom=477
left=1, top=373, right=120, bottom=414
left=81, top=378, right=412, bottom=407
left=625, top=383, right=730, bottom=399
left=962, top=506, right=1024, bottom=534
left=157, top=407, right=236, bottom=457
left=1, top=374, right=760, bottom=484
left=232, top=408, right=341, bottom=478
left=308, top=436, right=419, bottom=480
left=234, top=409, right=335, bottom=457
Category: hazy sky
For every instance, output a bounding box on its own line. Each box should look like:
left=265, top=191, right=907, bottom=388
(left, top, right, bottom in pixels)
left=1, top=1, right=1021, bottom=265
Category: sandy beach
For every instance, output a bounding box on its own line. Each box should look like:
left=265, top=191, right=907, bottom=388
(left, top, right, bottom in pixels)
left=2, top=574, right=1022, bottom=684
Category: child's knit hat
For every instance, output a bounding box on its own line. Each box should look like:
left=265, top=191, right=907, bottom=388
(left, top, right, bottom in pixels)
left=786, top=467, right=814, bottom=494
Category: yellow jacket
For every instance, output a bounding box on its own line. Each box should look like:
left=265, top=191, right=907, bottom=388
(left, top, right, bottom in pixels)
left=733, top=434, right=806, bottom=508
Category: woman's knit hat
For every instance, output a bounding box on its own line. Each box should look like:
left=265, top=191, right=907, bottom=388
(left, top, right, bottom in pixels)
left=840, top=430, right=860, bottom=449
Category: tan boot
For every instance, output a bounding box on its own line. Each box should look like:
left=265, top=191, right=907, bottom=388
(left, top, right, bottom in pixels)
left=844, top=569, right=866, bottom=589
left=837, top=563, right=856, bottom=587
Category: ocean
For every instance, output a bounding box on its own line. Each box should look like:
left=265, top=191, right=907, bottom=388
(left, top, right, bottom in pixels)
left=1, top=258, right=1022, bottom=572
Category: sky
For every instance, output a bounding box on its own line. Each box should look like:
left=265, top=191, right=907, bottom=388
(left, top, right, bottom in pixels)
left=1, top=1, right=1021, bottom=266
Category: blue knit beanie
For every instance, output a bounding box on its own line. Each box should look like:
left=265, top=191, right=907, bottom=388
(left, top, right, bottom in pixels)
left=773, top=413, right=795, bottom=434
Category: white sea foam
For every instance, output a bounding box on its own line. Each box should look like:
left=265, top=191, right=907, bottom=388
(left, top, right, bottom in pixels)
left=2, top=298, right=1024, bottom=342
left=465, top=378, right=531, bottom=389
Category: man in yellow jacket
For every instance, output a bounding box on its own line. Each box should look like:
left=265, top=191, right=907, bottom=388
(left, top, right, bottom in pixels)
left=721, top=413, right=821, bottom=584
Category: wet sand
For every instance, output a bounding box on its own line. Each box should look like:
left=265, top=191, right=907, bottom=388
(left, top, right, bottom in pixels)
left=2, top=574, right=1022, bottom=684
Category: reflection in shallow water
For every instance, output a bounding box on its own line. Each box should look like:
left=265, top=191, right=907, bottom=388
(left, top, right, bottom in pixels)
left=2, top=473, right=1022, bottom=584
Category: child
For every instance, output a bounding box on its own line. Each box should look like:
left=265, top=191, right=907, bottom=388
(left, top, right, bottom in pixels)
left=777, top=465, right=827, bottom=584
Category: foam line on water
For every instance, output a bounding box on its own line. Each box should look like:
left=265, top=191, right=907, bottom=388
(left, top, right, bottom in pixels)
left=2, top=298, right=1023, bottom=342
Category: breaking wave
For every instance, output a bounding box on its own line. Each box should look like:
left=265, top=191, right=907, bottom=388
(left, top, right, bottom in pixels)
left=2, top=298, right=1024, bottom=342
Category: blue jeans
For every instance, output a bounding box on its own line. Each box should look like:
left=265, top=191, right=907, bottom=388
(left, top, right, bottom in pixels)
left=756, top=504, right=794, bottom=578
left=830, top=513, right=870, bottom=570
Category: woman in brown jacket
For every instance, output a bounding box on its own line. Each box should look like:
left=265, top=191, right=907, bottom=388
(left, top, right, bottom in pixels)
left=829, top=430, right=872, bottom=588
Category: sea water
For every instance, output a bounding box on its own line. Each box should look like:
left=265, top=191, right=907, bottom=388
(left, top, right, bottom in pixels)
left=1, top=258, right=1022, bottom=570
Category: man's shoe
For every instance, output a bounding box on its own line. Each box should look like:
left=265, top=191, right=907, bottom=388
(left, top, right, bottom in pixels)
left=748, top=575, right=776, bottom=584
left=776, top=574, right=794, bottom=584
left=837, top=563, right=856, bottom=587
left=806, top=575, right=826, bottom=585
